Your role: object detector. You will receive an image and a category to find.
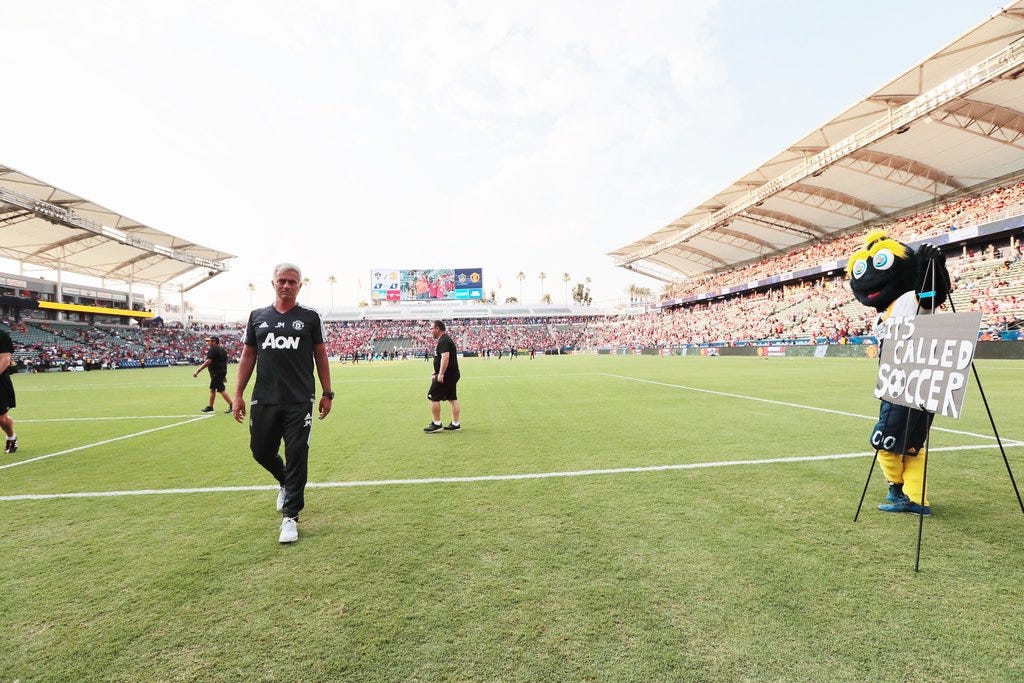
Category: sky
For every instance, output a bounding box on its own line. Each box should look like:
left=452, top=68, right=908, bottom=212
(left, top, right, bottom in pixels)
left=0, top=0, right=1005, bottom=321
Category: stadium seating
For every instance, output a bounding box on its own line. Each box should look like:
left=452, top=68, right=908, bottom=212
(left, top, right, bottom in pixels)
left=3, top=180, right=1024, bottom=362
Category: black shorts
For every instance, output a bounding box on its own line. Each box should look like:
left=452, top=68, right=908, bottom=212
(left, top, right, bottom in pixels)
left=209, top=373, right=227, bottom=392
left=427, top=375, right=459, bottom=402
left=0, top=375, right=14, bottom=415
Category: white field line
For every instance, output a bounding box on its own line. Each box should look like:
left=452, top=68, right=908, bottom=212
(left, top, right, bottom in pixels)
left=600, top=373, right=1020, bottom=444
left=12, top=372, right=594, bottom=391
left=17, top=384, right=203, bottom=391
left=0, top=415, right=212, bottom=471
left=331, top=372, right=597, bottom=384
left=1, top=442, right=1018, bottom=503
left=19, top=415, right=217, bottom=423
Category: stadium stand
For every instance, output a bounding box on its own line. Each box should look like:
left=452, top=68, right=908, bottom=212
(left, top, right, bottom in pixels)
left=4, top=172, right=1024, bottom=368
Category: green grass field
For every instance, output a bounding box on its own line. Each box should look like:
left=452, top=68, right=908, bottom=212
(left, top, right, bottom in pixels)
left=3, top=354, right=1024, bottom=681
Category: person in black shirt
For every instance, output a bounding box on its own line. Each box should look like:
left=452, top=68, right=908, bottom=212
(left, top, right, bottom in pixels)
left=193, top=336, right=233, bottom=413
left=233, top=263, right=334, bottom=544
left=0, top=328, right=17, bottom=454
left=424, top=320, right=461, bottom=433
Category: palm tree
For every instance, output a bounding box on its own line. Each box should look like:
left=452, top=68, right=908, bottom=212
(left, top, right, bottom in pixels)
left=538, top=272, right=547, bottom=302
left=247, top=282, right=255, bottom=310
left=626, top=283, right=653, bottom=305
left=327, top=275, right=337, bottom=311
left=626, top=283, right=639, bottom=304
left=516, top=272, right=526, bottom=303
left=562, top=272, right=571, bottom=304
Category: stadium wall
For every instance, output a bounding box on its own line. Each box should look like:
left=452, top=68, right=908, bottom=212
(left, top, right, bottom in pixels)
left=645, top=341, right=1024, bottom=359
left=347, top=341, right=1024, bottom=359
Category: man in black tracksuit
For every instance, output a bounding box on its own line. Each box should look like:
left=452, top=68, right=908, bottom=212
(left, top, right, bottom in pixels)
left=233, top=263, right=334, bottom=544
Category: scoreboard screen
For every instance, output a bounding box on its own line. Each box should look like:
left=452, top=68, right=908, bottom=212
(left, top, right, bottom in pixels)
left=371, top=268, right=483, bottom=301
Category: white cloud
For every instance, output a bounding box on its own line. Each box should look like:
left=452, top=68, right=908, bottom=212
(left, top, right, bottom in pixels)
left=0, top=0, right=745, bottom=313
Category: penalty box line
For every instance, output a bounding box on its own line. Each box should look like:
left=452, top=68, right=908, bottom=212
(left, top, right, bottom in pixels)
left=600, top=373, right=1019, bottom=444
left=0, top=442, right=1018, bottom=503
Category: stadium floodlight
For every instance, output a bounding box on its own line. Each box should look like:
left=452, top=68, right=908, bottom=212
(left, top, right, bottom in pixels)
left=101, top=225, right=129, bottom=243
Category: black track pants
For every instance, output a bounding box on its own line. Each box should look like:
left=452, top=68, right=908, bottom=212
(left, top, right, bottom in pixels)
left=250, top=402, right=313, bottom=519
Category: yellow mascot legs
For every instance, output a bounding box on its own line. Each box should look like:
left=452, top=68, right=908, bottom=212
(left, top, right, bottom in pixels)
left=878, top=449, right=928, bottom=506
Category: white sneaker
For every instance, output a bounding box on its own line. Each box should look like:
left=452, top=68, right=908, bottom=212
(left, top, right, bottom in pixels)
left=276, top=486, right=286, bottom=512
left=279, top=517, right=298, bottom=544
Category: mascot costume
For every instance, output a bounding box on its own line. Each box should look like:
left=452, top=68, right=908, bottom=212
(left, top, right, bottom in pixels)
left=846, top=229, right=950, bottom=516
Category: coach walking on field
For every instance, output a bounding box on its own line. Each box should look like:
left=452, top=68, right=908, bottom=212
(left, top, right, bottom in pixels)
left=424, top=320, right=461, bottom=433
left=233, top=263, right=334, bottom=544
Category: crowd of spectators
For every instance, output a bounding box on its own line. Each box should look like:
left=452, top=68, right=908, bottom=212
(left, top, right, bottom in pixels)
left=4, top=180, right=1024, bottom=364
left=4, top=235, right=1024, bottom=368
left=323, top=316, right=593, bottom=358
left=2, top=321, right=246, bottom=372
left=663, top=180, right=1024, bottom=301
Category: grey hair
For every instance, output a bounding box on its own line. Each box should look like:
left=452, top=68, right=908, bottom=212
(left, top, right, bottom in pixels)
left=272, top=262, right=302, bottom=279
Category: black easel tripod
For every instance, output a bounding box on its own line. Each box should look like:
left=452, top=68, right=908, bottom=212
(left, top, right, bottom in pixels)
left=852, top=251, right=1024, bottom=572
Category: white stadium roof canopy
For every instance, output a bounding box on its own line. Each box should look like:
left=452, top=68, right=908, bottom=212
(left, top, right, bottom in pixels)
left=0, top=164, right=234, bottom=290
left=611, top=1, right=1024, bottom=283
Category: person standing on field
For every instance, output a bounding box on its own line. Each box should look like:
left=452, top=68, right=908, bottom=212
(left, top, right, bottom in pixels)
left=233, top=263, right=334, bottom=544
left=194, top=336, right=233, bottom=413
left=0, top=327, right=18, bottom=454
left=424, top=320, right=461, bottom=433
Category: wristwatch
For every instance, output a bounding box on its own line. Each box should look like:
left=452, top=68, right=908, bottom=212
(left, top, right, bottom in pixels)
left=322, top=391, right=335, bottom=400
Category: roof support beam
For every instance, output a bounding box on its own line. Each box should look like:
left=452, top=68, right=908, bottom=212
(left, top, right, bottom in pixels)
left=743, top=208, right=829, bottom=238
left=780, top=184, right=883, bottom=222
left=670, top=244, right=728, bottom=267
left=711, top=227, right=776, bottom=252
left=622, top=261, right=678, bottom=284
left=929, top=98, right=1024, bottom=147
left=840, top=149, right=963, bottom=193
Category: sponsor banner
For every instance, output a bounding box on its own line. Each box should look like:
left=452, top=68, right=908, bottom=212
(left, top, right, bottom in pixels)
left=874, top=312, right=982, bottom=419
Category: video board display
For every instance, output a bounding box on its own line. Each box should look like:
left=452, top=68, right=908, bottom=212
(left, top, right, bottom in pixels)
left=371, top=268, right=484, bottom=301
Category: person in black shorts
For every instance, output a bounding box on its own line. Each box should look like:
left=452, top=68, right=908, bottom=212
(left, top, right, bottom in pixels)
left=193, top=336, right=233, bottom=413
left=0, top=328, right=18, bottom=454
left=424, top=320, right=461, bottom=433
left=233, top=263, right=334, bottom=544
